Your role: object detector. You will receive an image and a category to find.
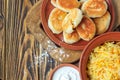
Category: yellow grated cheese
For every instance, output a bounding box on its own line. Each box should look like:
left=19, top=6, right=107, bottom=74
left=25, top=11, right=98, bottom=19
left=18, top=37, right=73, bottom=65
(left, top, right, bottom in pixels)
left=87, top=42, right=120, bottom=80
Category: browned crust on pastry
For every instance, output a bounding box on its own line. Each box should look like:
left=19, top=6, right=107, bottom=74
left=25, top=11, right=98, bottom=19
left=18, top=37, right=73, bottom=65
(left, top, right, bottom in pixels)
left=81, top=0, right=108, bottom=18
left=76, top=16, right=96, bottom=41
left=93, top=11, right=111, bottom=34
left=48, top=8, right=67, bottom=34
left=63, top=30, right=80, bottom=44
left=57, top=0, right=81, bottom=12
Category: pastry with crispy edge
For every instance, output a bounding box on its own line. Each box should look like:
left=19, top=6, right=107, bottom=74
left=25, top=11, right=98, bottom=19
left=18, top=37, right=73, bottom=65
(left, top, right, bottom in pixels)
left=63, top=30, right=81, bottom=44
left=62, top=8, right=83, bottom=34
left=81, top=0, right=108, bottom=18
left=48, top=8, right=67, bottom=34
left=76, top=16, right=96, bottom=41
left=51, top=0, right=57, bottom=7
left=93, top=11, right=111, bottom=35
left=56, top=0, right=81, bottom=12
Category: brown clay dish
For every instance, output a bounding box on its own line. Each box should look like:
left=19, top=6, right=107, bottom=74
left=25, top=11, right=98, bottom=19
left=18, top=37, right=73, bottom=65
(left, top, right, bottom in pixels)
left=79, top=32, right=120, bottom=80
left=40, top=0, right=115, bottom=50
left=49, top=64, right=79, bottom=80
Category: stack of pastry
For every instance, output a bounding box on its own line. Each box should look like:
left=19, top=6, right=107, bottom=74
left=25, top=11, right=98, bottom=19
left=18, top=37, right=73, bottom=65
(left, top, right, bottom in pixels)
left=48, top=0, right=111, bottom=44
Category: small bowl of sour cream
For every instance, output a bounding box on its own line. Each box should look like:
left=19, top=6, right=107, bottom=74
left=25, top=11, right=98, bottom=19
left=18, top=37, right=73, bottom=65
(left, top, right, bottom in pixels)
left=49, top=64, right=80, bottom=80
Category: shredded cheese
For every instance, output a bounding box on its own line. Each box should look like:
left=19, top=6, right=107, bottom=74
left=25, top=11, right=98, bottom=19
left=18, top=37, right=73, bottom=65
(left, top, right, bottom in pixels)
left=87, top=42, right=120, bottom=80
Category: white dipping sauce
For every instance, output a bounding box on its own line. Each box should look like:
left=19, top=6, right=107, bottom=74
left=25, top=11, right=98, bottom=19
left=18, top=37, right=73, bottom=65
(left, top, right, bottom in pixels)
left=52, top=66, right=80, bottom=80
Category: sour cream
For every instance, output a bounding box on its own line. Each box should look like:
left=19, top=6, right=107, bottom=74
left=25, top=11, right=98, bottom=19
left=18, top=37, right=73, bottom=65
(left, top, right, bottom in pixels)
left=52, top=66, right=80, bottom=80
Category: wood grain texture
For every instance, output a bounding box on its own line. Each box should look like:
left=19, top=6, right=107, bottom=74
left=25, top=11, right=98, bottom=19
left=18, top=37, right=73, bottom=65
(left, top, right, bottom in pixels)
left=6, top=0, right=38, bottom=80
left=112, top=0, right=120, bottom=27
left=4, top=0, right=59, bottom=80
left=24, top=1, right=61, bottom=80
left=0, top=0, right=120, bottom=80
left=0, top=18, right=4, bottom=80
left=0, top=0, right=5, bottom=79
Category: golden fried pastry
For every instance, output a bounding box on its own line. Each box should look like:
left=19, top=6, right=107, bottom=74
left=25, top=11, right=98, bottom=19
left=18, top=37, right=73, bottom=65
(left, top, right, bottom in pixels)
left=51, top=0, right=57, bottom=7
left=93, top=11, right=111, bottom=35
left=56, top=0, right=81, bottom=12
left=48, top=8, right=67, bottom=34
left=63, top=30, right=80, bottom=44
left=81, top=0, right=108, bottom=18
left=62, top=8, right=83, bottom=33
left=76, top=16, right=96, bottom=41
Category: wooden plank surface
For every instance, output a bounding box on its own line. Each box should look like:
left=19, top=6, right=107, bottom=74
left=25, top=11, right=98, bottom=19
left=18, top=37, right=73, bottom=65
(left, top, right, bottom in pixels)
left=0, top=0, right=120, bottom=80
left=0, top=0, right=5, bottom=79
left=1, top=0, right=60, bottom=80
left=4, top=0, right=47, bottom=80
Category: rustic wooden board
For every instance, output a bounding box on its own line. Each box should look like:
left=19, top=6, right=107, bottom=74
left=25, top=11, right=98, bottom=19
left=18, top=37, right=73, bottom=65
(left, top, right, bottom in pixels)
left=0, top=0, right=120, bottom=80
left=1, top=0, right=60, bottom=80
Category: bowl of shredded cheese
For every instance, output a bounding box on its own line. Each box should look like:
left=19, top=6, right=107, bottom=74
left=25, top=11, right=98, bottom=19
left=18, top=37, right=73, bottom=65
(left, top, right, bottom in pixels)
left=79, top=32, right=120, bottom=80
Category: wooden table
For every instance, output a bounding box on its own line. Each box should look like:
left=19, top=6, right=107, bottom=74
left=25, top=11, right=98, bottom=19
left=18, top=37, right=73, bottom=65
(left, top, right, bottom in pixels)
left=0, top=0, right=120, bottom=80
